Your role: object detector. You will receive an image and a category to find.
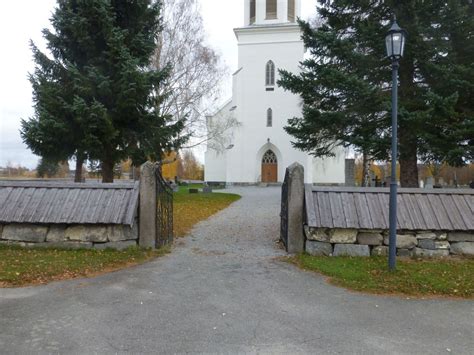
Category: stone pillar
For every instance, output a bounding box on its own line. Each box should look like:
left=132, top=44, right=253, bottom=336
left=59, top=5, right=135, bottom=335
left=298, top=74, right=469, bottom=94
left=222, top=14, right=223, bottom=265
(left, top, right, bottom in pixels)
left=139, top=162, right=156, bottom=248
left=345, top=159, right=355, bottom=187
left=286, top=162, right=305, bottom=253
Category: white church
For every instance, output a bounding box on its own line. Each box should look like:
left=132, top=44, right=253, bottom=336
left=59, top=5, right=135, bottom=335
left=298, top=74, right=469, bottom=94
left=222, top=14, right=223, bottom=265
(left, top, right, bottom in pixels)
left=205, top=0, right=346, bottom=185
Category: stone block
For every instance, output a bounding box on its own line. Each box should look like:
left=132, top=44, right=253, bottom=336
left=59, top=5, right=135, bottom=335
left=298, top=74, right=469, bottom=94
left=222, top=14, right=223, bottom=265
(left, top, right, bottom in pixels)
left=333, top=244, right=370, bottom=257
left=1, top=224, right=48, bottom=242
left=0, top=224, right=3, bottom=238
left=305, top=241, right=332, bottom=256
left=417, top=239, right=436, bottom=250
left=305, top=226, right=330, bottom=242
left=434, top=241, right=450, bottom=250
left=372, top=246, right=388, bottom=256
left=416, top=232, right=437, bottom=240
left=448, top=232, right=474, bottom=242
left=450, top=242, right=474, bottom=256
left=435, top=233, right=448, bottom=241
left=384, top=234, right=417, bottom=249
left=357, top=232, right=383, bottom=246
left=329, top=229, right=357, bottom=244
left=94, top=240, right=137, bottom=250
left=413, top=248, right=450, bottom=257
left=65, top=225, right=108, bottom=242
left=107, top=224, right=138, bottom=242
left=397, top=249, right=413, bottom=257
left=46, top=225, right=67, bottom=242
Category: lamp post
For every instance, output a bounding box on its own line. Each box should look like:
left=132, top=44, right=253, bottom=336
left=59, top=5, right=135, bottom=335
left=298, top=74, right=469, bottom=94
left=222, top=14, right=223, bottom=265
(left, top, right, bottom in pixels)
left=385, top=17, right=406, bottom=271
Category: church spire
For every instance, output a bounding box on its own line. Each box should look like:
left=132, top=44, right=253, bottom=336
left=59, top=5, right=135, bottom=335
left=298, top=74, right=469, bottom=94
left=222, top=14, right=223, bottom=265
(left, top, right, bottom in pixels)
left=244, top=0, right=301, bottom=27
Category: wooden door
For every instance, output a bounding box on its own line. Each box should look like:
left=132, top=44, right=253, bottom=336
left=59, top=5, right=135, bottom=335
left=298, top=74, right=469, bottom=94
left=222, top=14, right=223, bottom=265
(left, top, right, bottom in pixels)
left=261, top=150, right=278, bottom=183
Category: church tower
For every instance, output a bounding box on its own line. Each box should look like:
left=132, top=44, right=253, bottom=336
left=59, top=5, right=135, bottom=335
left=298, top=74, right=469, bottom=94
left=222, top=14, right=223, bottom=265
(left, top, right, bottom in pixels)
left=204, top=0, right=346, bottom=185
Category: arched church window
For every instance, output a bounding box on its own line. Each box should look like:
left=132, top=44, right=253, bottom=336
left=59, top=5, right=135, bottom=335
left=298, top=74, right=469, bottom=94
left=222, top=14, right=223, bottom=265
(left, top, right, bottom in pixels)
left=265, top=60, right=275, bottom=86
left=288, top=0, right=295, bottom=22
left=266, top=0, right=277, bottom=20
left=250, top=0, right=256, bottom=24
left=267, top=108, right=273, bottom=127
left=262, top=150, right=277, bottom=164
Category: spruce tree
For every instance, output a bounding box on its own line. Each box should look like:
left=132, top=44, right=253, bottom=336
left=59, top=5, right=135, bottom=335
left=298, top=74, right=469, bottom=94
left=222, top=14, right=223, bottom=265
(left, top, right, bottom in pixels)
left=21, top=0, right=186, bottom=182
left=278, top=0, right=473, bottom=187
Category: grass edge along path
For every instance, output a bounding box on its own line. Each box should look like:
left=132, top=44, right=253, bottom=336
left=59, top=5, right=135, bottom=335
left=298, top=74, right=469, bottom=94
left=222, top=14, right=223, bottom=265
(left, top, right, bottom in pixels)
left=173, top=186, right=241, bottom=237
left=0, top=245, right=170, bottom=288
left=288, top=254, right=474, bottom=299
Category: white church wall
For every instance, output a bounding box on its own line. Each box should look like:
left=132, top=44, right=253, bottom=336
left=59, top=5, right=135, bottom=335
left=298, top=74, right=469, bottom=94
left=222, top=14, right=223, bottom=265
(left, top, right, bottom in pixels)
left=312, top=146, right=346, bottom=184
left=204, top=149, right=227, bottom=182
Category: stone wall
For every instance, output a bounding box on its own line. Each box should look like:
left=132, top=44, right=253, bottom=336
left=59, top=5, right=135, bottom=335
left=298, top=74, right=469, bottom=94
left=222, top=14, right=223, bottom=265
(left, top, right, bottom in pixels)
left=0, top=223, right=138, bottom=250
left=305, top=227, right=474, bottom=257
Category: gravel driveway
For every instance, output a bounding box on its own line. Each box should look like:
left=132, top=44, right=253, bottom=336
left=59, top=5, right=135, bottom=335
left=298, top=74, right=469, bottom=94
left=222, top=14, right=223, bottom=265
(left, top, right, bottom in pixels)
left=0, top=186, right=473, bottom=354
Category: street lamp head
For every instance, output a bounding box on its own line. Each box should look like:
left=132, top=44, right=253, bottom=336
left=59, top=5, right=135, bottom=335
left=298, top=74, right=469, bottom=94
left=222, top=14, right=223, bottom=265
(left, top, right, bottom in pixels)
left=385, top=17, right=407, bottom=61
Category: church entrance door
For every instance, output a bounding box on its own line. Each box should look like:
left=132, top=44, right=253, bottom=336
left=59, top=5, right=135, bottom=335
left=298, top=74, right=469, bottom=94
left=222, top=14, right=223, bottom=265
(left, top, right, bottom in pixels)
left=261, top=150, right=278, bottom=183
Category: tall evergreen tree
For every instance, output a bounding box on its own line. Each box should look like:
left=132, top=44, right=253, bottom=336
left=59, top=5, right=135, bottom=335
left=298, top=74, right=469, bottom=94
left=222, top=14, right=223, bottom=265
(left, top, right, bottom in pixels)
left=21, top=0, right=186, bottom=182
left=279, top=0, right=473, bottom=187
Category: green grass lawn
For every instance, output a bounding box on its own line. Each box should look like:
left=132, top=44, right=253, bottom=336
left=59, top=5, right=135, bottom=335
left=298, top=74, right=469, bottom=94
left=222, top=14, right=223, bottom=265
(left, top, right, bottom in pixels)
left=290, top=254, right=474, bottom=298
left=0, top=245, right=169, bottom=287
left=173, top=187, right=240, bottom=237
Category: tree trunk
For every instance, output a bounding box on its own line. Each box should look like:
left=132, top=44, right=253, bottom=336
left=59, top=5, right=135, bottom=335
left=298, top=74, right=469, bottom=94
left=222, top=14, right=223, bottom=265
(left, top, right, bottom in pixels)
left=102, top=157, right=114, bottom=183
left=74, top=155, right=84, bottom=183
left=399, top=128, right=419, bottom=187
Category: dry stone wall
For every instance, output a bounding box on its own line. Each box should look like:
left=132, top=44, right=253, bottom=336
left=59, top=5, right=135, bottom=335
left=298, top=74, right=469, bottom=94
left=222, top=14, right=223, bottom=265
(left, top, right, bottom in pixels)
left=0, top=223, right=138, bottom=250
left=305, top=226, right=474, bottom=257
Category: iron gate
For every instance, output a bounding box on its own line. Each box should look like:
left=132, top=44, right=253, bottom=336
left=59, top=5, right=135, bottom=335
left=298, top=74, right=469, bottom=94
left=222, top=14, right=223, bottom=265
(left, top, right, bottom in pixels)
left=155, top=167, right=173, bottom=247
left=280, top=169, right=289, bottom=251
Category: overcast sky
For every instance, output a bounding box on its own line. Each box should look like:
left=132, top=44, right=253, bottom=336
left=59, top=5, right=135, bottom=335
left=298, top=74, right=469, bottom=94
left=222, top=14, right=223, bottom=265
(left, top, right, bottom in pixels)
left=0, top=0, right=318, bottom=169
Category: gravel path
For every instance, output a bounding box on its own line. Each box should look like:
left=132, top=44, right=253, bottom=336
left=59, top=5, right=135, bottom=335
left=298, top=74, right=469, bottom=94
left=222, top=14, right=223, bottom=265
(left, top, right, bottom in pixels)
left=0, top=186, right=473, bottom=354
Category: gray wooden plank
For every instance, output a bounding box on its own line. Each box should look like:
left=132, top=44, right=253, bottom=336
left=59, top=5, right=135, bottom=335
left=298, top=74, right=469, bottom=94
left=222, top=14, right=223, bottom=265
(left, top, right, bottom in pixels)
left=353, top=193, right=373, bottom=229
left=397, top=194, right=414, bottom=230
left=0, top=187, right=14, bottom=215
left=3, top=188, right=24, bottom=221
left=340, top=192, right=358, bottom=228
left=112, top=189, right=128, bottom=224
left=305, top=186, right=318, bottom=226
left=0, top=187, right=14, bottom=221
left=317, top=192, right=333, bottom=228
left=427, top=194, right=452, bottom=230
left=328, top=192, right=346, bottom=228
left=365, top=193, right=386, bottom=229
left=414, top=194, right=439, bottom=230
left=124, top=183, right=140, bottom=226
left=440, top=194, right=468, bottom=230
left=454, top=195, right=474, bottom=230
left=403, top=193, right=426, bottom=230
left=23, top=188, right=46, bottom=223
left=311, top=186, right=474, bottom=195
left=377, top=193, right=390, bottom=229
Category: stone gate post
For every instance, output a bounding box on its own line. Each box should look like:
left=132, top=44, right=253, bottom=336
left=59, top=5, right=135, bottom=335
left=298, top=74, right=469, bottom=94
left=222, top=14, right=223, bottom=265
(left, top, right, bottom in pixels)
left=139, top=162, right=157, bottom=248
left=286, top=163, right=305, bottom=253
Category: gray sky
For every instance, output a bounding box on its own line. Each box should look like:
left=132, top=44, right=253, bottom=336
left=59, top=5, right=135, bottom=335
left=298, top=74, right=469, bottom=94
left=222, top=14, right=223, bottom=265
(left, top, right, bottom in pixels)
left=0, top=0, right=317, bottom=169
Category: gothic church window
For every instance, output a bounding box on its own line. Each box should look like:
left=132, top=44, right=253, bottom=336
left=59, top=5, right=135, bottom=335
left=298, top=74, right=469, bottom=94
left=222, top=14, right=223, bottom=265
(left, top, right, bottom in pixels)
left=250, top=0, right=256, bottom=24
left=288, top=0, right=295, bottom=22
left=266, top=0, right=277, bottom=19
left=262, top=150, right=277, bottom=164
left=267, top=108, right=273, bottom=127
left=265, top=60, right=275, bottom=86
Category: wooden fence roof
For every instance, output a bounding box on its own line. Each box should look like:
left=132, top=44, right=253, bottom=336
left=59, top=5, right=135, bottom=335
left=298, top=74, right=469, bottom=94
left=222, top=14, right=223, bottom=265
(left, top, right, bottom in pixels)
left=305, top=186, right=474, bottom=231
left=0, top=181, right=139, bottom=226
